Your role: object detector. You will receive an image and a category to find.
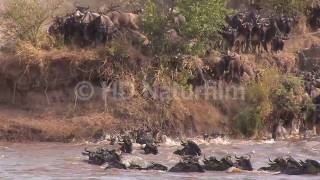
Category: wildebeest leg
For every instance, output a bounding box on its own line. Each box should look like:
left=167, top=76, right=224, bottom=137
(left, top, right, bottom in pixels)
left=262, top=42, right=268, bottom=52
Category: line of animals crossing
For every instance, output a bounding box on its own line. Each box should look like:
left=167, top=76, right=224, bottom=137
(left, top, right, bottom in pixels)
left=221, top=11, right=295, bottom=54
left=48, top=5, right=320, bottom=54
left=82, top=129, right=320, bottom=175
left=48, top=6, right=147, bottom=47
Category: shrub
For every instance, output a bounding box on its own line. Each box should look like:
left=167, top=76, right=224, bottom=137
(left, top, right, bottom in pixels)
left=141, top=0, right=232, bottom=55
left=235, top=106, right=264, bottom=137
left=3, top=0, right=62, bottom=46
left=141, top=0, right=168, bottom=54
left=258, top=0, right=306, bottom=16
left=271, top=75, right=313, bottom=125
left=176, top=0, right=230, bottom=42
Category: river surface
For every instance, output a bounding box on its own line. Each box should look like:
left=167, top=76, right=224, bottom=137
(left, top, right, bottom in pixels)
left=1, top=137, right=320, bottom=180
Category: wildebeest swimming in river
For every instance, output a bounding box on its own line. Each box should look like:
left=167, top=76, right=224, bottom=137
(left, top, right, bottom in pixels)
left=202, top=155, right=253, bottom=171
left=173, top=140, right=201, bottom=156
left=82, top=135, right=320, bottom=174
left=169, top=156, right=205, bottom=173
left=259, top=156, right=320, bottom=175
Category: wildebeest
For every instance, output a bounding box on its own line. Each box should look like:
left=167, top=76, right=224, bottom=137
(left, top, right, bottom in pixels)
left=306, top=5, right=320, bottom=30
left=82, top=147, right=122, bottom=166
left=250, top=23, right=264, bottom=53
left=219, top=27, right=236, bottom=52
left=259, top=156, right=320, bottom=175
left=143, top=143, right=159, bottom=155
left=169, top=156, right=205, bottom=173
left=235, top=155, right=253, bottom=171
left=48, top=16, right=64, bottom=37
left=261, top=18, right=279, bottom=52
left=222, top=10, right=293, bottom=54
left=63, top=13, right=85, bottom=45
left=271, top=36, right=285, bottom=53
left=276, top=16, right=294, bottom=38
left=86, top=14, right=115, bottom=45
left=202, top=155, right=234, bottom=171
left=107, top=11, right=140, bottom=30
left=173, top=140, right=201, bottom=156
left=119, top=136, right=133, bottom=153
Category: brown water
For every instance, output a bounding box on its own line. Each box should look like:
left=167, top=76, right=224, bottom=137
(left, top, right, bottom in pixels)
left=1, top=138, right=320, bottom=180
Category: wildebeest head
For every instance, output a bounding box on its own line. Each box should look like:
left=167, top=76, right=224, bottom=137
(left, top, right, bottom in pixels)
left=144, top=143, right=159, bottom=155
left=119, top=135, right=133, bottom=153
left=76, top=6, right=90, bottom=14
left=174, top=140, right=201, bottom=156
left=48, top=16, right=64, bottom=36
left=81, top=12, right=100, bottom=24
left=271, top=36, right=285, bottom=53
left=221, top=155, right=234, bottom=167
left=97, top=15, right=115, bottom=34
left=235, top=155, right=253, bottom=171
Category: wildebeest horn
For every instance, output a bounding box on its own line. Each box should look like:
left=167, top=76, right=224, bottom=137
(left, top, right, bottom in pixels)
left=204, top=154, right=208, bottom=161
left=84, top=147, right=90, bottom=153
left=245, top=154, right=251, bottom=159
left=235, top=155, right=241, bottom=159
left=269, top=157, right=275, bottom=163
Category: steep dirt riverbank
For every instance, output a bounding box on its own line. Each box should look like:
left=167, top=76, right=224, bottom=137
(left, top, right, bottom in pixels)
left=1, top=9, right=320, bottom=142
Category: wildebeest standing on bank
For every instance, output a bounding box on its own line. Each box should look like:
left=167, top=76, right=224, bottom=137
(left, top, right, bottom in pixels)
left=86, top=15, right=115, bottom=45
left=107, top=11, right=140, bottom=30
left=48, top=16, right=64, bottom=37
left=63, top=13, right=85, bottom=46
left=271, top=36, right=285, bottom=53
left=261, top=18, right=278, bottom=52
left=81, top=12, right=100, bottom=45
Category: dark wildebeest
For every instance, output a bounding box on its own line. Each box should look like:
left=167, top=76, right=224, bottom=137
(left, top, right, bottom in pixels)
left=48, top=16, right=64, bottom=37
left=169, top=156, right=205, bottom=173
left=119, top=136, right=133, bottom=153
left=262, top=18, right=279, bottom=52
left=235, top=155, right=253, bottom=171
left=219, top=27, right=236, bottom=52
left=271, top=36, right=285, bottom=53
left=81, top=12, right=100, bottom=45
left=86, top=15, right=115, bottom=45
left=225, top=14, right=243, bottom=29
left=259, top=156, right=320, bottom=175
left=306, top=6, right=320, bottom=30
left=63, top=13, right=85, bottom=45
left=173, top=141, right=201, bottom=157
left=251, top=23, right=264, bottom=53
left=143, top=143, right=159, bottom=155
left=276, top=16, right=294, bottom=38
left=202, top=155, right=234, bottom=171
left=234, top=22, right=252, bottom=53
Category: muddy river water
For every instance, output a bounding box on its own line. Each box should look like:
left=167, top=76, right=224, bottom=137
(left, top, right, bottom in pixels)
left=1, top=137, right=320, bottom=180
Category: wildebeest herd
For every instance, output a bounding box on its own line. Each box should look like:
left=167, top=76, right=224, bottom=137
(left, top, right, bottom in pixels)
left=82, top=129, right=320, bottom=175
left=48, top=6, right=144, bottom=47
left=221, top=11, right=296, bottom=53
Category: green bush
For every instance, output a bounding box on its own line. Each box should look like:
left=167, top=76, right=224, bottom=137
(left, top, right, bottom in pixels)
left=234, top=69, right=314, bottom=137
left=3, top=0, right=62, bottom=46
left=235, top=106, right=264, bottom=137
left=176, top=0, right=230, bottom=42
left=141, top=0, right=232, bottom=55
left=141, top=0, right=168, bottom=54
left=259, top=0, right=306, bottom=16
left=271, top=75, right=314, bottom=125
